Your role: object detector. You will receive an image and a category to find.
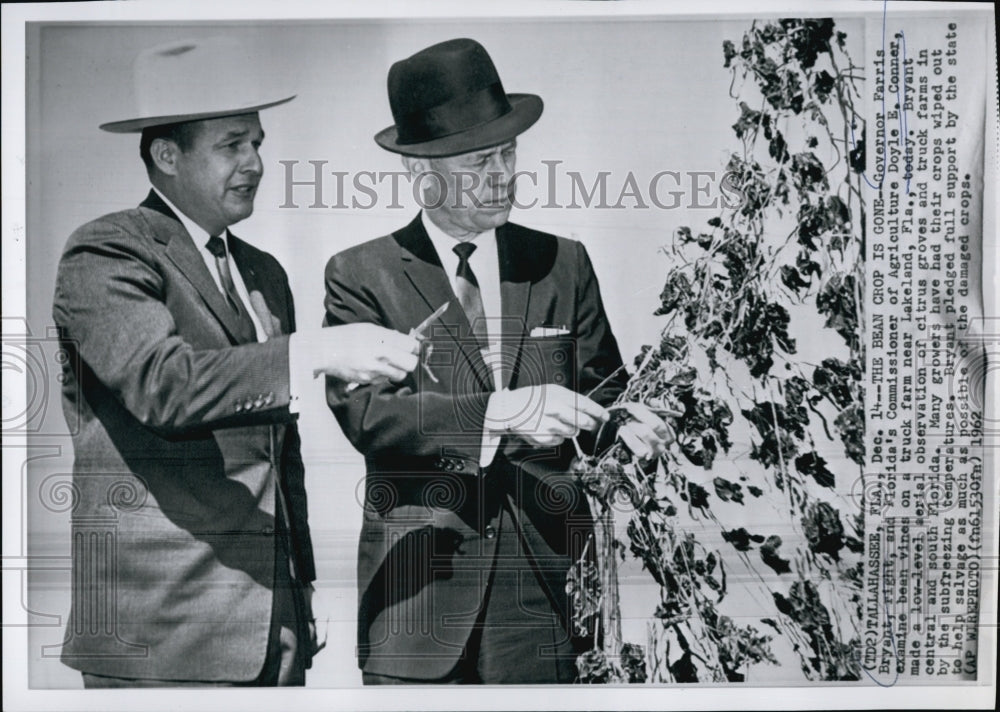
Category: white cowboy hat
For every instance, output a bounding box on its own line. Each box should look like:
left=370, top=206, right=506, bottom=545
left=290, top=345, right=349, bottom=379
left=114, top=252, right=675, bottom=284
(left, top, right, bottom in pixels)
left=99, top=36, right=294, bottom=133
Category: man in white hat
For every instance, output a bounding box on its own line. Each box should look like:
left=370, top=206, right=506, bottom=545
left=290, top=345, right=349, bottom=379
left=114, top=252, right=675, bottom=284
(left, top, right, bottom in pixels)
left=324, top=38, right=676, bottom=684
left=53, top=37, right=419, bottom=687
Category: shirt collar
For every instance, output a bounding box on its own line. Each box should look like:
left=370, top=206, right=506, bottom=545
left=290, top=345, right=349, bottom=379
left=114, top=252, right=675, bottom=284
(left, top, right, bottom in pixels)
left=152, top=187, right=226, bottom=255
left=421, top=211, right=495, bottom=263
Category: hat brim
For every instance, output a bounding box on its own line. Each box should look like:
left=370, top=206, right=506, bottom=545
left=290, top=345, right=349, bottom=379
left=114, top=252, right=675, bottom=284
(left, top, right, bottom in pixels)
left=98, top=95, right=296, bottom=133
left=374, top=93, right=543, bottom=158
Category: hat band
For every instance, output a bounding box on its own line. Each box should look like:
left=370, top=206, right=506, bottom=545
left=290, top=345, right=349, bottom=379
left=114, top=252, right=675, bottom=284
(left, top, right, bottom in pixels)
left=396, top=82, right=511, bottom=145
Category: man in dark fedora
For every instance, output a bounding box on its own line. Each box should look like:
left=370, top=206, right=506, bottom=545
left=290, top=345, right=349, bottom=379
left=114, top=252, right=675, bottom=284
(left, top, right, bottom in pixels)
left=53, top=36, right=419, bottom=687
left=323, top=38, right=674, bottom=684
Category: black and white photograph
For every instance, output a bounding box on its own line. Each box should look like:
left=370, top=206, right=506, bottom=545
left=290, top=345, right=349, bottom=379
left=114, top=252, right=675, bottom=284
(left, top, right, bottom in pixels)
left=2, top=1, right=996, bottom=710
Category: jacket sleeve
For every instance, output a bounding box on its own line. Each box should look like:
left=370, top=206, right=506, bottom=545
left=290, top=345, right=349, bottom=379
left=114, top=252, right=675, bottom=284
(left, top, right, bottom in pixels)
left=52, top=217, right=294, bottom=437
left=567, top=242, right=629, bottom=456
left=322, top=253, right=490, bottom=465
left=573, top=242, right=629, bottom=406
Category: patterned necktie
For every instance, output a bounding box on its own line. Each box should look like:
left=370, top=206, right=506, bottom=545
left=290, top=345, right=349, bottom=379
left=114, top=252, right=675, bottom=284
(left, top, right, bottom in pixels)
left=452, top=242, right=488, bottom=348
left=206, top=235, right=257, bottom=344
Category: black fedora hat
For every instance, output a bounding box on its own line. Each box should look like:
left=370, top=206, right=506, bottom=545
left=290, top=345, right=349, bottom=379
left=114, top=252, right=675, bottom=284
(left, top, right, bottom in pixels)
left=374, top=38, right=543, bottom=158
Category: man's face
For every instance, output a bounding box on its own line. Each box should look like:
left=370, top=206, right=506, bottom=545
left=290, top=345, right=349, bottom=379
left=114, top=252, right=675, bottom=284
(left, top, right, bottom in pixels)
left=168, top=113, right=264, bottom=235
left=419, top=140, right=517, bottom=237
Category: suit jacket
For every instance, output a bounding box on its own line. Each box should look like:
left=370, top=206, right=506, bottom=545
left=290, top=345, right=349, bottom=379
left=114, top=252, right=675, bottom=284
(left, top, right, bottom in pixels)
left=53, top=190, right=315, bottom=682
left=323, top=214, right=626, bottom=679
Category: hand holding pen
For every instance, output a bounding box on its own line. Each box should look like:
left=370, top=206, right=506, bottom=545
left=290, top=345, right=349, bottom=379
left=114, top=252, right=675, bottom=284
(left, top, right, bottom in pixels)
left=343, top=302, right=450, bottom=391
left=408, top=301, right=451, bottom=384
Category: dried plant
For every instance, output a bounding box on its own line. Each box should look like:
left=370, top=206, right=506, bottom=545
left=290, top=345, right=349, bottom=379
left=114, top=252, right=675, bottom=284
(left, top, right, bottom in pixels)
left=569, top=18, right=866, bottom=683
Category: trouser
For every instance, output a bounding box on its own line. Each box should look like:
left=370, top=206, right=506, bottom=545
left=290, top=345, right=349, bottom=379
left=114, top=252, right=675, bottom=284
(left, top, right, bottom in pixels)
left=82, top=538, right=309, bottom=688
left=363, top=505, right=579, bottom=685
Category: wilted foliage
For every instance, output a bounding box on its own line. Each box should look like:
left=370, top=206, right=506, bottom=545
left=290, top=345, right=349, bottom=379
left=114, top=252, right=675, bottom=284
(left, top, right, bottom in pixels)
left=571, top=18, right=865, bottom=684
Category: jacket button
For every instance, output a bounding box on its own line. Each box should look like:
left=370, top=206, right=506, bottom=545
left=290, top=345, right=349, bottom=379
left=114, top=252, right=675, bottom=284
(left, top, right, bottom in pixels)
left=484, top=526, right=496, bottom=539
left=234, top=402, right=243, bottom=413
left=253, top=396, right=264, bottom=408
left=261, top=525, right=274, bottom=534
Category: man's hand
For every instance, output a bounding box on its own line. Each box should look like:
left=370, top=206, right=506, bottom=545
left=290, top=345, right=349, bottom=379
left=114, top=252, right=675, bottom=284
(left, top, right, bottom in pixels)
left=617, top=402, right=680, bottom=460
left=486, top=384, right=609, bottom=447
left=302, top=583, right=327, bottom=660
left=295, top=324, right=420, bottom=384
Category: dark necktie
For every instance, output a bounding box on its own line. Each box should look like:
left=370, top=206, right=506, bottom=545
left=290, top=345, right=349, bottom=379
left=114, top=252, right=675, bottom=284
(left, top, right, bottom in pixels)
left=206, top=235, right=257, bottom=344
left=452, top=242, right=489, bottom=348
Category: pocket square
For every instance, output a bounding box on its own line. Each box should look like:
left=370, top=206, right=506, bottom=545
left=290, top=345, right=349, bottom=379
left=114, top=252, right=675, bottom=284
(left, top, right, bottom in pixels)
left=529, top=326, right=571, bottom=337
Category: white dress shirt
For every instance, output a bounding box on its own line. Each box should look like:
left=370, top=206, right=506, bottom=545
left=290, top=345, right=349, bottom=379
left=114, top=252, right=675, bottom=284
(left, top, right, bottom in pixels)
left=152, top=188, right=266, bottom=342
left=420, top=211, right=502, bottom=351
left=421, top=211, right=506, bottom=466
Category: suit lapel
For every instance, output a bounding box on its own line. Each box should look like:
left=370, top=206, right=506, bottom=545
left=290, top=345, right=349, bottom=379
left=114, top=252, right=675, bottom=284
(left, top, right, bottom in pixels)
left=497, top=224, right=532, bottom=391
left=229, top=235, right=285, bottom=336
left=394, top=215, right=491, bottom=391
left=139, top=190, right=252, bottom=345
